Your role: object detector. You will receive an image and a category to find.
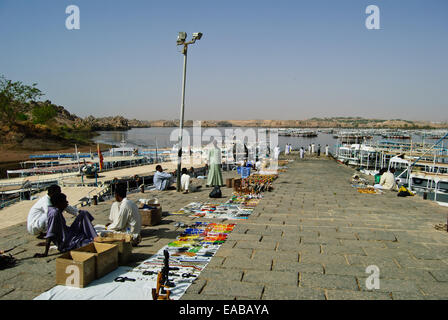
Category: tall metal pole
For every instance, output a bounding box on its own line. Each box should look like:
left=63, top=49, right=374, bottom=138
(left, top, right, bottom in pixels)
left=177, top=45, right=188, bottom=192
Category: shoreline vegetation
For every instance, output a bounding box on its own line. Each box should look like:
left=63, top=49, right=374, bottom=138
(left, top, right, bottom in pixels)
left=1, top=75, right=447, bottom=167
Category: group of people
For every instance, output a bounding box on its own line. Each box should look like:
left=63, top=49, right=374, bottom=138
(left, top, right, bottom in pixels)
left=153, top=140, right=223, bottom=192
left=28, top=183, right=143, bottom=258
left=297, top=144, right=329, bottom=158
left=284, top=144, right=293, bottom=155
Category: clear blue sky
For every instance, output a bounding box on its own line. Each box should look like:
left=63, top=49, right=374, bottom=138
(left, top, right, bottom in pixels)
left=0, top=0, right=447, bottom=121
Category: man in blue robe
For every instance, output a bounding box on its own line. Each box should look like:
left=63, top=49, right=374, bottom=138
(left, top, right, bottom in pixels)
left=153, top=165, right=174, bottom=190
left=34, top=193, right=97, bottom=257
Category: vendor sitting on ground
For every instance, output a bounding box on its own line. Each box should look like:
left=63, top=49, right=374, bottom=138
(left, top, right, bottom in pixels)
left=107, top=184, right=142, bottom=246
left=153, top=165, right=175, bottom=191
left=180, top=168, right=202, bottom=194
left=34, top=193, right=97, bottom=257
left=374, top=168, right=397, bottom=191
left=374, top=168, right=388, bottom=185
left=27, top=184, right=78, bottom=238
left=189, top=167, right=197, bottom=178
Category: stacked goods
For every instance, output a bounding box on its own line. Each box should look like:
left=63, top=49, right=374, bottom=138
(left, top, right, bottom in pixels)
left=228, top=193, right=262, bottom=209
left=94, top=233, right=133, bottom=265
left=234, top=174, right=278, bottom=194
left=139, top=198, right=163, bottom=226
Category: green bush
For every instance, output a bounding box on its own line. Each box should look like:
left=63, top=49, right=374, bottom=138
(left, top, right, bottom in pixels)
left=16, top=112, right=28, bottom=121
left=32, top=104, right=57, bottom=124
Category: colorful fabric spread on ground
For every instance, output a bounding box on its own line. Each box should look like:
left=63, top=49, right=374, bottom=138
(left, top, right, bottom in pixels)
left=357, top=187, right=383, bottom=194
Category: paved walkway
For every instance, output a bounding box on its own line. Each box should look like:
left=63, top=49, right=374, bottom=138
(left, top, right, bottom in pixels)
left=2, top=156, right=448, bottom=300
left=182, top=157, right=448, bottom=300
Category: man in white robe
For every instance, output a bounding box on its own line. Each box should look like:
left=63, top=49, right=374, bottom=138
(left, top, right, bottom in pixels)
left=107, top=185, right=141, bottom=245
left=374, top=168, right=397, bottom=191
left=27, top=185, right=78, bottom=237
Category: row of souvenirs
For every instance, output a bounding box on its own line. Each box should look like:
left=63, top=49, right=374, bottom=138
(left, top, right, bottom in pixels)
left=146, top=174, right=279, bottom=298
left=235, top=174, right=278, bottom=194
left=129, top=222, right=236, bottom=299
left=171, top=193, right=262, bottom=220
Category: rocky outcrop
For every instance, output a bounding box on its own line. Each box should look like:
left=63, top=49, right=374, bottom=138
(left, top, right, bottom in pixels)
left=76, top=115, right=130, bottom=131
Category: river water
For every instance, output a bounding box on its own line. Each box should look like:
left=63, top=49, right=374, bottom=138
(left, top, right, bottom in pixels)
left=92, top=127, right=339, bottom=152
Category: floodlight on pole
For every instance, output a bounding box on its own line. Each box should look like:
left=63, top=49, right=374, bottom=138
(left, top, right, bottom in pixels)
left=176, top=32, right=203, bottom=192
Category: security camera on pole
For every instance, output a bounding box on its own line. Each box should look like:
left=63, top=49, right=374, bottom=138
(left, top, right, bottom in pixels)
left=176, top=32, right=203, bottom=192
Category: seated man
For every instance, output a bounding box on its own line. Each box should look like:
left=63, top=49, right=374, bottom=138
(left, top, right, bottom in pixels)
left=181, top=168, right=202, bottom=194
left=181, top=168, right=191, bottom=194
left=27, top=185, right=78, bottom=238
left=374, top=168, right=388, bottom=185
left=153, top=165, right=174, bottom=191
left=107, top=184, right=142, bottom=246
left=374, top=168, right=397, bottom=191
left=189, top=167, right=197, bottom=178
left=34, top=193, right=97, bottom=257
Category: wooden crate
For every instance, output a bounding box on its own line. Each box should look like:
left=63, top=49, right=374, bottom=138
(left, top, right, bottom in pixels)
left=140, top=207, right=162, bottom=226
left=233, top=178, right=242, bottom=191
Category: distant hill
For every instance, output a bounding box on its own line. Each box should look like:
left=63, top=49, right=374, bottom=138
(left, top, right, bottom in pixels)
left=144, top=118, right=448, bottom=129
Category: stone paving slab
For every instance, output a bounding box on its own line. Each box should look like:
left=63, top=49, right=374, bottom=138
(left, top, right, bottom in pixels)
left=262, top=284, right=325, bottom=300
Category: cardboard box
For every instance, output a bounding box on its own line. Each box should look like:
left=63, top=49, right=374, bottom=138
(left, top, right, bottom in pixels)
left=56, top=251, right=96, bottom=288
left=94, top=233, right=133, bottom=265
left=226, top=178, right=234, bottom=188
left=140, top=207, right=162, bottom=226
left=72, top=242, right=119, bottom=279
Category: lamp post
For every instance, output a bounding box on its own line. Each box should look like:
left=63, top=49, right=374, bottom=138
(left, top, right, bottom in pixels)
left=176, top=32, right=203, bottom=192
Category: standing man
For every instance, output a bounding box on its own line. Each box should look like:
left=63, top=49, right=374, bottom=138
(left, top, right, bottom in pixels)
left=317, top=144, right=321, bottom=157
left=300, top=147, right=304, bottom=159
left=27, top=185, right=78, bottom=238
left=325, top=145, right=329, bottom=157
left=232, top=142, right=237, bottom=164
left=207, top=140, right=224, bottom=187
left=107, top=184, right=142, bottom=245
left=274, top=145, right=281, bottom=160
left=311, top=143, right=315, bottom=154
